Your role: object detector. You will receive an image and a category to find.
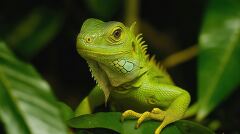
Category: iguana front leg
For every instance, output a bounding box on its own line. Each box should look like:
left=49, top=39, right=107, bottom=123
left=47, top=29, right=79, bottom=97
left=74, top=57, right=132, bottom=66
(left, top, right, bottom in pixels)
left=121, top=91, right=190, bottom=134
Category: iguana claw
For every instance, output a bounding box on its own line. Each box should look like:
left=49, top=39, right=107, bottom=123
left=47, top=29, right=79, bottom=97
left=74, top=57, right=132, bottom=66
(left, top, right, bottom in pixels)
left=121, top=110, right=141, bottom=122
left=121, top=108, right=167, bottom=134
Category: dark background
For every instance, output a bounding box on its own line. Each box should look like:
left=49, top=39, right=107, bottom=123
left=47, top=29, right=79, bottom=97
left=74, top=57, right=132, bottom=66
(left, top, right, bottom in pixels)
left=1, top=0, right=239, bottom=133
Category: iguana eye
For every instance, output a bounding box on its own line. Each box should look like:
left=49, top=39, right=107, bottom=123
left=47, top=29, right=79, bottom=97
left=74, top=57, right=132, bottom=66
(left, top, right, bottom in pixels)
left=113, top=28, right=122, bottom=39
left=108, top=26, right=124, bottom=43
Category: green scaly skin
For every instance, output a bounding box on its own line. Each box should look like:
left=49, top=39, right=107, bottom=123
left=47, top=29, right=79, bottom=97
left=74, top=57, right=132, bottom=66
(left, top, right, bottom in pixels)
left=76, top=18, right=191, bottom=134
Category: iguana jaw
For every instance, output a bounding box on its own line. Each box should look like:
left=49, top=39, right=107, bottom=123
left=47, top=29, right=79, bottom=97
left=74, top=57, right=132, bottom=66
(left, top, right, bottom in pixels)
left=77, top=49, right=130, bottom=57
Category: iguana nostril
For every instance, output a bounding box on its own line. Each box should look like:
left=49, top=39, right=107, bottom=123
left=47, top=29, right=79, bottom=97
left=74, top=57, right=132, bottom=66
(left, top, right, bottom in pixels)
left=85, top=36, right=92, bottom=43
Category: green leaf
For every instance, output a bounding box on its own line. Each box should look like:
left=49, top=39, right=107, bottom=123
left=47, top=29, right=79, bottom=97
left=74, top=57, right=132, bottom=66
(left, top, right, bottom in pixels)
left=58, top=102, right=74, bottom=122
left=69, top=112, right=122, bottom=133
left=0, top=42, right=68, bottom=134
left=197, top=0, right=240, bottom=120
left=6, top=8, right=64, bottom=59
left=68, top=112, right=214, bottom=134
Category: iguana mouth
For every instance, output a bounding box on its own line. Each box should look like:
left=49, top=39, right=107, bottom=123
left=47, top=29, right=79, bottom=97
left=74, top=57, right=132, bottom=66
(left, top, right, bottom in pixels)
left=77, top=49, right=130, bottom=56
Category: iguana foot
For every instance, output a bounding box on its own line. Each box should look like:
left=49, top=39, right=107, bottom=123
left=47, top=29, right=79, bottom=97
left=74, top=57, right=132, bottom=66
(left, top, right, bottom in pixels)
left=121, top=108, right=179, bottom=134
left=121, top=110, right=141, bottom=122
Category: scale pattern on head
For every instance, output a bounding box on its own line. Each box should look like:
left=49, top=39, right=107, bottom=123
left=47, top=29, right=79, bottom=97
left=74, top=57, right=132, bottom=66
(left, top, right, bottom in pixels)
left=76, top=18, right=134, bottom=58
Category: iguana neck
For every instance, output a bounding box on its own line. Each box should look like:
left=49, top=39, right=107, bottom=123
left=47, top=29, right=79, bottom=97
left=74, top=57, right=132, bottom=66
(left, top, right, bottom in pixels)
left=86, top=55, right=149, bottom=101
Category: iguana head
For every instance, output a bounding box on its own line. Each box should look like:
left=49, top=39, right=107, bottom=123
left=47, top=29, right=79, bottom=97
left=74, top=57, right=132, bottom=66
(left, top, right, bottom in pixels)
left=76, top=18, right=148, bottom=101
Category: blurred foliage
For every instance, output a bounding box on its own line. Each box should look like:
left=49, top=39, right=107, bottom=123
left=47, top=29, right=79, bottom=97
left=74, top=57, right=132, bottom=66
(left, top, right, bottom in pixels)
left=68, top=112, right=214, bottom=134
left=197, top=0, right=240, bottom=120
left=0, top=42, right=67, bottom=134
left=84, top=0, right=122, bottom=20
left=5, top=8, right=64, bottom=59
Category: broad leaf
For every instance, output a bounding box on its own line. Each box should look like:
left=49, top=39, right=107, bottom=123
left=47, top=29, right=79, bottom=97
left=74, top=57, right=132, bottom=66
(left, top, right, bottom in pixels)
left=69, top=112, right=121, bottom=133
left=197, top=0, right=240, bottom=120
left=6, top=8, right=64, bottom=59
left=0, top=42, right=67, bottom=134
left=68, top=112, right=214, bottom=134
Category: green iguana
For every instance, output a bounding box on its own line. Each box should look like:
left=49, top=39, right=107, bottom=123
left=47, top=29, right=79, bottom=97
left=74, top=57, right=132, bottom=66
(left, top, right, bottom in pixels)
left=75, top=18, right=191, bottom=134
